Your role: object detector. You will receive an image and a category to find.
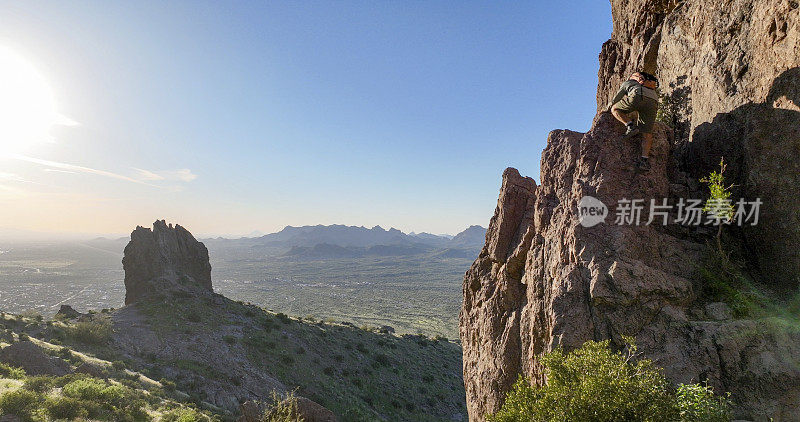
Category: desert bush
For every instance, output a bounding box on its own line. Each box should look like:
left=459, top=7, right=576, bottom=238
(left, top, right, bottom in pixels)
left=0, top=389, right=41, bottom=420
left=676, top=383, right=731, bottom=421
left=488, top=340, right=731, bottom=422
left=17, top=332, right=29, bottom=341
left=58, top=346, right=73, bottom=359
left=44, top=395, right=87, bottom=419
left=65, top=319, right=112, bottom=345
left=276, top=313, right=291, bottom=324
left=52, top=373, right=90, bottom=388
left=280, top=353, right=295, bottom=366
left=0, top=362, right=26, bottom=379
left=373, top=353, right=390, bottom=367
left=19, top=310, right=42, bottom=321
left=62, top=378, right=125, bottom=405
left=224, top=335, right=238, bottom=344
left=261, top=391, right=303, bottom=422
left=161, top=407, right=212, bottom=421
left=112, top=360, right=127, bottom=370
left=160, top=378, right=177, bottom=392
left=23, top=375, right=54, bottom=393
left=61, top=377, right=148, bottom=421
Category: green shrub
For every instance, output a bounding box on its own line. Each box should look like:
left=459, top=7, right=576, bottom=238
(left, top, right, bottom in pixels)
left=44, top=396, right=87, bottom=419
left=280, top=353, right=295, bottom=366
left=223, top=335, right=237, bottom=344
left=656, top=92, right=675, bottom=127
left=62, top=378, right=126, bottom=406
left=276, top=313, right=291, bottom=324
left=112, top=360, right=127, bottom=370
left=52, top=373, right=90, bottom=388
left=61, top=378, right=148, bottom=421
left=160, top=407, right=211, bottom=422
left=58, top=346, right=73, bottom=359
left=23, top=375, right=54, bottom=393
left=701, top=158, right=735, bottom=259
left=676, top=383, right=731, bottom=421
left=62, top=377, right=107, bottom=399
left=65, top=319, right=112, bottom=345
left=17, top=333, right=29, bottom=341
left=160, top=378, right=177, bottom=392
left=488, top=340, right=731, bottom=422
left=0, top=362, right=25, bottom=379
left=0, top=389, right=41, bottom=420
left=261, top=391, right=303, bottom=422
left=373, top=353, right=390, bottom=367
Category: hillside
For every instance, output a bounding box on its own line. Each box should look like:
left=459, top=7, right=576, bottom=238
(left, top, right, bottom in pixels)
left=0, top=221, right=466, bottom=421
left=0, top=221, right=467, bottom=421
left=461, top=1, right=800, bottom=421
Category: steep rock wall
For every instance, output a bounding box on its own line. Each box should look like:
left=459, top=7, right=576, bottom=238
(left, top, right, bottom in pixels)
left=597, top=0, right=800, bottom=286
left=461, top=113, right=800, bottom=421
left=461, top=0, right=800, bottom=417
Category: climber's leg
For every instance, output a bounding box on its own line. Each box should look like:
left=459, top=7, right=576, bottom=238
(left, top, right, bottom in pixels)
left=611, top=107, right=634, bottom=125
left=612, top=98, right=641, bottom=139
left=641, top=132, right=654, bottom=157
left=637, top=97, right=658, bottom=157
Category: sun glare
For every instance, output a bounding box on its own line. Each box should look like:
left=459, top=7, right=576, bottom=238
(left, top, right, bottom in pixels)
left=0, top=46, right=75, bottom=154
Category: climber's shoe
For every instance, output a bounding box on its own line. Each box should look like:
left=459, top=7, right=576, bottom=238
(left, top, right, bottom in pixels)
left=635, top=156, right=651, bottom=172
left=623, top=122, right=641, bottom=140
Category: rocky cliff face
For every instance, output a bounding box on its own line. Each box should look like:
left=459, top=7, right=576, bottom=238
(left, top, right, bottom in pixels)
left=122, top=220, right=213, bottom=305
left=598, top=0, right=800, bottom=287
left=461, top=1, right=800, bottom=420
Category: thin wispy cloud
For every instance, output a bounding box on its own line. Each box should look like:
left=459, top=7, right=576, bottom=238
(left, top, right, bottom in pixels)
left=133, top=168, right=197, bottom=182
left=10, top=154, right=155, bottom=186
left=42, top=168, right=77, bottom=175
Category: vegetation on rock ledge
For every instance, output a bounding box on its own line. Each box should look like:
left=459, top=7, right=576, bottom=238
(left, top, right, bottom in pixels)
left=488, top=340, right=731, bottom=422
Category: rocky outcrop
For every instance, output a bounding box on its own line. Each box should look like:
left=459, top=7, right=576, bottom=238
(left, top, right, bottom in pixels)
left=238, top=397, right=338, bottom=422
left=0, top=341, right=72, bottom=376
left=55, top=304, right=83, bottom=319
left=122, top=220, right=212, bottom=305
left=461, top=3, right=800, bottom=419
left=461, top=114, right=800, bottom=421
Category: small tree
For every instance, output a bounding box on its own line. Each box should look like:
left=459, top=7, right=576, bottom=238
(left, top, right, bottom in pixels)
left=700, top=158, right=735, bottom=259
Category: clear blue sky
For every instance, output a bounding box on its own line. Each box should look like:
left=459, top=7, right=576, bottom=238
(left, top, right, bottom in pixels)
left=0, top=1, right=612, bottom=237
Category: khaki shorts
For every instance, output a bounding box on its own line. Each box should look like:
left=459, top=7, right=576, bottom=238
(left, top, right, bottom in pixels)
left=613, top=95, right=659, bottom=133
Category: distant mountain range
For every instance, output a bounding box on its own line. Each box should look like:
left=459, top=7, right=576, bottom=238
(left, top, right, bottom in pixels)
left=87, top=224, right=486, bottom=260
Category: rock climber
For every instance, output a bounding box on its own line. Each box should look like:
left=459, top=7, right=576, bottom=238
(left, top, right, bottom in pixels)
left=606, top=71, right=660, bottom=172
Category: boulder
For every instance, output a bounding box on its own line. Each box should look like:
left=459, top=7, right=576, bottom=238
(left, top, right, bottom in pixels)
left=0, top=341, right=71, bottom=376
left=122, top=220, right=212, bottom=304
left=55, top=305, right=82, bottom=319
left=238, top=396, right=337, bottom=422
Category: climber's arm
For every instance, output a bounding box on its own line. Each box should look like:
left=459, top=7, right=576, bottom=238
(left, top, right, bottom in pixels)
left=606, top=86, right=628, bottom=111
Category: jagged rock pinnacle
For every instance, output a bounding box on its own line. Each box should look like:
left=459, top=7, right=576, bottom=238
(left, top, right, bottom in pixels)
left=122, top=220, right=212, bottom=305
